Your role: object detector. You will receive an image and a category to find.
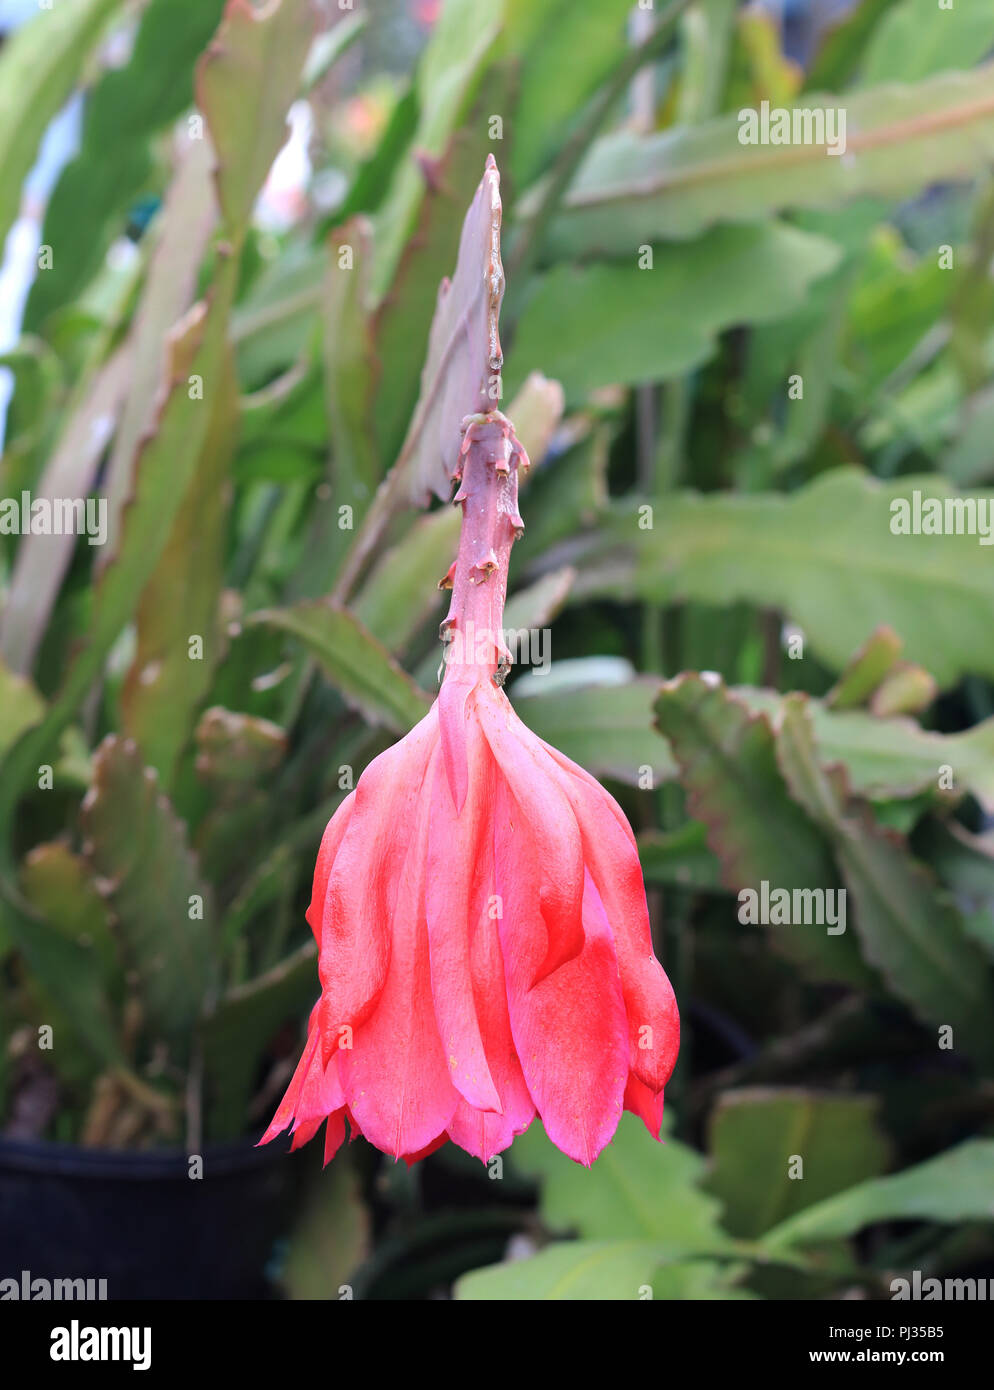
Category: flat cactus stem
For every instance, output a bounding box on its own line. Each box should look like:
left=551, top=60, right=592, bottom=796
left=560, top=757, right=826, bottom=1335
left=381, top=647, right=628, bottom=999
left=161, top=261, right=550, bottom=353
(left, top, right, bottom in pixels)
left=332, top=156, right=508, bottom=601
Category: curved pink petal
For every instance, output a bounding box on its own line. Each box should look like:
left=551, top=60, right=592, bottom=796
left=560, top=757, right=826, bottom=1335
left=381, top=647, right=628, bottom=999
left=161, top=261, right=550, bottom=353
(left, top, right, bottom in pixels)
left=338, top=746, right=461, bottom=1157
left=318, top=706, right=437, bottom=1045
left=444, top=753, right=535, bottom=1161
left=400, top=1132, right=449, bottom=1167
left=540, top=743, right=680, bottom=1093
left=437, top=676, right=473, bottom=812
left=292, top=1047, right=345, bottom=1131
left=305, top=796, right=355, bottom=944
left=623, top=1073, right=666, bottom=1141
left=290, top=1118, right=324, bottom=1151
left=477, top=687, right=585, bottom=983
left=494, top=779, right=628, bottom=1165
left=426, top=710, right=502, bottom=1113
left=258, top=1002, right=323, bottom=1145
left=323, top=1111, right=348, bottom=1166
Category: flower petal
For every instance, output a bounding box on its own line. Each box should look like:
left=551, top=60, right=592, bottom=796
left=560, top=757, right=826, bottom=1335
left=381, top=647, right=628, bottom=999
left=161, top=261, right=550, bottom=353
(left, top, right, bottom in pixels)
left=323, top=1111, right=348, bottom=1166
left=305, top=796, right=355, bottom=944
left=494, top=779, right=628, bottom=1165
left=426, top=710, right=502, bottom=1114
left=258, top=1002, right=322, bottom=1145
left=478, top=688, right=585, bottom=983
left=541, top=742, right=680, bottom=1093
left=318, top=706, right=438, bottom=1043
left=437, top=676, right=473, bottom=813
left=339, top=746, right=461, bottom=1157
left=444, top=746, right=535, bottom=1161
left=400, top=1132, right=449, bottom=1167
left=623, top=1073, right=666, bottom=1141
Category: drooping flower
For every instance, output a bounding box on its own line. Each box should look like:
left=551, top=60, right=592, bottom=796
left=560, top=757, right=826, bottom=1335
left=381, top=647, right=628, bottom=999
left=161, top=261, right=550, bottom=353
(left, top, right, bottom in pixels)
left=261, top=405, right=679, bottom=1167
left=261, top=155, right=678, bottom=1166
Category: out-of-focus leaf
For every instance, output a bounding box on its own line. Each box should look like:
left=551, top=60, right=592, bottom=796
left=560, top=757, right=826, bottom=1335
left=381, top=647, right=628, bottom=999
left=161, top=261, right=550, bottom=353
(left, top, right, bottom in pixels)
left=354, top=510, right=460, bottom=653
left=918, top=820, right=994, bottom=905
left=777, top=696, right=994, bottom=1064
left=916, top=820, right=994, bottom=957
left=734, top=2, right=801, bottom=106
left=504, top=0, right=636, bottom=188
left=515, top=678, right=677, bottom=787
left=120, top=341, right=238, bottom=786
left=0, top=893, right=122, bottom=1070
left=101, top=131, right=218, bottom=560
left=282, top=1151, right=370, bottom=1299
left=504, top=372, right=565, bottom=466
left=860, top=0, right=994, bottom=85
left=0, top=662, right=44, bottom=759
left=251, top=601, right=431, bottom=734
left=654, top=675, right=872, bottom=988
left=804, top=0, right=899, bottom=92
left=196, top=0, right=315, bottom=239
left=200, top=940, right=317, bottom=1139
left=514, top=425, right=609, bottom=567
left=675, top=0, right=738, bottom=125
left=740, top=687, right=994, bottom=815
left=371, top=0, right=504, bottom=298
left=706, top=1089, right=890, bottom=1238
left=541, top=66, right=994, bottom=255
left=391, top=155, right=504, bottom=505
left=20, top=843, right=117, bottom=978
left=763, top=1140, right=994, bottom=1251
left=501, top=566, right=575, bottom=639
left=457, top=1240, right=673, bottom=1301
left=369, top=124, right=511, bottom=498
left=507, top=225, right=841, bottom=400
left=230, top=243, right=323, bottom=388
left=24, top=0, right=225, bottom=328
left=291, top=220, right=379, bottom=598
left=0, top=0, right=123, bottom=256
left=333, top=85, right=419, bottom=225
left=18, top=844, right=120, bottom=1085
left=826, top=626, right=902, bottom=708
left=0, top=338, right=63, bottom=479
left=869, top=663, right=937, bottom=717
left=638, top=821, right=723, bottom=892
left=0, top=0, right=308, bottom=839
left=944, top=387, right=994, bottom=485
left=323, top=217, right=379, bottom=501
left=0, top=296, right=228, bottom=842
left=556, top=470, right=994, bottom=687
left=194, top=707, right=287, bottom=787
left=301, top=9, right=366, bottom=92
left=456, top=1241, right=740, bottom=1301
left=0, top=346, right=130, bottom=674
left=81, top=736, right=213, bottom=1048
left=513, top=1114, right=729, bottom=1247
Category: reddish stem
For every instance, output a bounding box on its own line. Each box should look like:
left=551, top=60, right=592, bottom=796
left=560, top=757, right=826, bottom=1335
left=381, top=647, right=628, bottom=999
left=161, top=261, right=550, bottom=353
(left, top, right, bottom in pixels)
left=439, top=411, right=528, bottom=686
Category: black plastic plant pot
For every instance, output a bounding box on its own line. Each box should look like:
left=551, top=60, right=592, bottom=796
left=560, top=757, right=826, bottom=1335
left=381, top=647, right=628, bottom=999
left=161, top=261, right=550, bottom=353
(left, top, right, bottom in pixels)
left=0, top=1135, right=300, bottom=1300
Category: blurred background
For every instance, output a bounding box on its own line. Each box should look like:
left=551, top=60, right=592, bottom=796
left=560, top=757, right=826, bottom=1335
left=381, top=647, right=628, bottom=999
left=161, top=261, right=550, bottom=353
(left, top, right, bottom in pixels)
left=2, top=0, right=994, bottom=1300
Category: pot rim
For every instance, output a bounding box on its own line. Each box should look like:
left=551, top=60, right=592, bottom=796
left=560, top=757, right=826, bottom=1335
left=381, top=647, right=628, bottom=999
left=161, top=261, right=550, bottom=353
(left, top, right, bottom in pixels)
left=0, top=1132, right=289, bottom=1181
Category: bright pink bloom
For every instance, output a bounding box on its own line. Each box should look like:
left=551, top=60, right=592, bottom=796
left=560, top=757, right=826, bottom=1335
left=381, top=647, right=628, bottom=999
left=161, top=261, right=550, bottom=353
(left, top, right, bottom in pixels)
left=261, top=409, right=679, bottom=1167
